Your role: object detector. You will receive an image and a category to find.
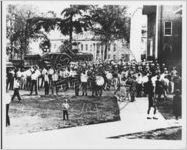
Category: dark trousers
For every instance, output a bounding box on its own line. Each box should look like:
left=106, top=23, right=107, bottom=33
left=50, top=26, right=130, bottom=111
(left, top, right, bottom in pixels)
left=44, top=81, right=49, bottom=95
left=82, top=82, right=87, bottom=96
left=63, top=110, right=69, bottom=120
left=40, top=76, right=45, bottom=88
left=26, top=77, right=31, bottom=90
left=91, top=82, right=97, bottom=96
left=9, top=77, right=14, bottom=90
left=12, top=88, right=21, bottom=101
left=75, top=81, right=80, bottom=96
left=96, top=85, right=103, bottom=97
left=106, top=79, right=112, bottom=90
left=30, top=80, right=38, bottom=95
left=6, top=78, right=11, bottom=90
left=131, top=95, right=135, bottom=102
left=6, top=104, right=10, bottom=126
left=147, top=94, right=156, bottom=114
left=136, top=84, right=142, bottom=97
left=48, top=75, right=52, bottom=87
left=51, top=81, right=58, bottom=95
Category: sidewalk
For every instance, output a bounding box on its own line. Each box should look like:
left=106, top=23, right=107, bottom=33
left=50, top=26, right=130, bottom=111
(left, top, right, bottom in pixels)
left=3, top=96, right=184, bottom=149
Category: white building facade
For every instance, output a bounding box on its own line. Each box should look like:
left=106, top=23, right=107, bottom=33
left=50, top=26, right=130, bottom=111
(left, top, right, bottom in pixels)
left=130, top=7, right=147, bottom=62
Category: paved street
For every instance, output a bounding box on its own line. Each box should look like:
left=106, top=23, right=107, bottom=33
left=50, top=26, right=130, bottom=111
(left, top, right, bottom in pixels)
left=3, top=91, right=184, bottom=149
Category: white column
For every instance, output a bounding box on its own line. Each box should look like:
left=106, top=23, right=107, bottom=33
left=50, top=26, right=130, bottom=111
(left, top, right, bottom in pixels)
left=155, top=5, right=159, bottom=58
left=129, top=7, right=143, bottom=62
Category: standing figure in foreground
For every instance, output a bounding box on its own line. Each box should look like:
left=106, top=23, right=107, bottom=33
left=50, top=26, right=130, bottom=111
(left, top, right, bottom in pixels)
left=62, top=99, right=70, bottom=120
left=146, top=76, right=158, bottom=119
left=81, top=69, right=88, bottom=96
left=6, top=91, right=11, bottom=126
left=11, top=77, right=22, bottom=102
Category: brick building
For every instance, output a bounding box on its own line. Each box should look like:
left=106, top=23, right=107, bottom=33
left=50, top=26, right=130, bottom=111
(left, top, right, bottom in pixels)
left=143, top=5, right=182, bottom=66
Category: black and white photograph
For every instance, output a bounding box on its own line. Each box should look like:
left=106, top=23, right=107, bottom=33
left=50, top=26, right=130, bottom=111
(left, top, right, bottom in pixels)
left=1, top=0, right=186, bottom=149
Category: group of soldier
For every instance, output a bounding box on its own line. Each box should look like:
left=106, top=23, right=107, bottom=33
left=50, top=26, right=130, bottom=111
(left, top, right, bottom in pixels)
left=6, top=59, right=181, bottom=120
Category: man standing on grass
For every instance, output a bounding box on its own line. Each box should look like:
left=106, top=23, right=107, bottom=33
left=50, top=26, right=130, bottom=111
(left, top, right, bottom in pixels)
left=6, top=91, right=11, bottom=126
left=62, top=99, right=70, bottom=120
left=30, top=70, right=38, bottom=95
left=146, top=76, right=158, bottom=119
left=11, top=77, right=22, bottom=102
left=51, top=70, right=59, bottom=95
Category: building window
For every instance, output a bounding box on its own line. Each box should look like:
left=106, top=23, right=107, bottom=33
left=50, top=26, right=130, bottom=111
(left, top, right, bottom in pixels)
left=164, top=21, right=172, bottom=36
left=85, top=44, right=88, bottom=51
left=108, top=54, right=110, bottom=59
left=113, top=43, right=116, bottom=52
left=90, top=45, right=92, bottom=51
left=81, top=44, right=83, bottom=51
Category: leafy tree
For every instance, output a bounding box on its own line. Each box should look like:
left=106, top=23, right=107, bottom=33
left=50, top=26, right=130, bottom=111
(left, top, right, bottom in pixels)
left=6, top=4, right=43, bottom=60
left=60, top=5, right=91, bottom=43
left=27, top=5, right=92, bottom=52
left=59, top=5, right=92, bottom=49
left=89, top=5, right=130, bottom=59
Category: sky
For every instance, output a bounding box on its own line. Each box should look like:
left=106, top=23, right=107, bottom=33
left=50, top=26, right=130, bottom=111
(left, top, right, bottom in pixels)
left=4, top=1, right=143, bottom=17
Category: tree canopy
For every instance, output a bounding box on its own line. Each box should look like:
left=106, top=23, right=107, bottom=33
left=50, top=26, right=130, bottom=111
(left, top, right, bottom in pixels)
left=88, top=5, right=130, bottom=59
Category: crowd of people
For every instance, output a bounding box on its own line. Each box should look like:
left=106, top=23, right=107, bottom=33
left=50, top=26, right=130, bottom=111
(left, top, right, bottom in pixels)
left=6, top=59, right=182, bottom=124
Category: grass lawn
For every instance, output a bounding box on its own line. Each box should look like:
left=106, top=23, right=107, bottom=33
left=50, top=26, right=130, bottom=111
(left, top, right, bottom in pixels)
left=7, top=94, right=120, bottom=135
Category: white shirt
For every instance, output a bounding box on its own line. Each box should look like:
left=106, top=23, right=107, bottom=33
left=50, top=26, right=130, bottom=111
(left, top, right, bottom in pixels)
left=69, top=70, right=77, bottom=77
left=142, top=75, right=148, bottom=83
left=42, top=68, right=47, bottom=75
left=48, top=69, right=54, bottom=75
left=171, top=70, right=177, bottom=76
left=35, top=69, right=41, bottom=77
left=30, top=68, right=34, bottom=72
left=59, top=70, right=63, bottom=77
left=14, top=79, right=20, bottom=89
left=160, top=73, right=166, bottom=80
left=151, top=75, right=158, bottom=87
left=31, top=73, right=38, bottom=80
left=26, top=69, right=32, bottom=77
left=136, top=76, right=143, bottom=84
left=44, top=74, right=49, bottom=82
left=52, top=73, right=59, bottom=81
left=81, top=73, right=88, bottom=82
left=21, top=71, right=27, bottom=79
left=106, top=72, right=113, bottom=80
left=17, top=71, right=22, bottom=78
left=96, top=76, right=104, bottom=86
left=62, top=103, right=69, bottom=110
